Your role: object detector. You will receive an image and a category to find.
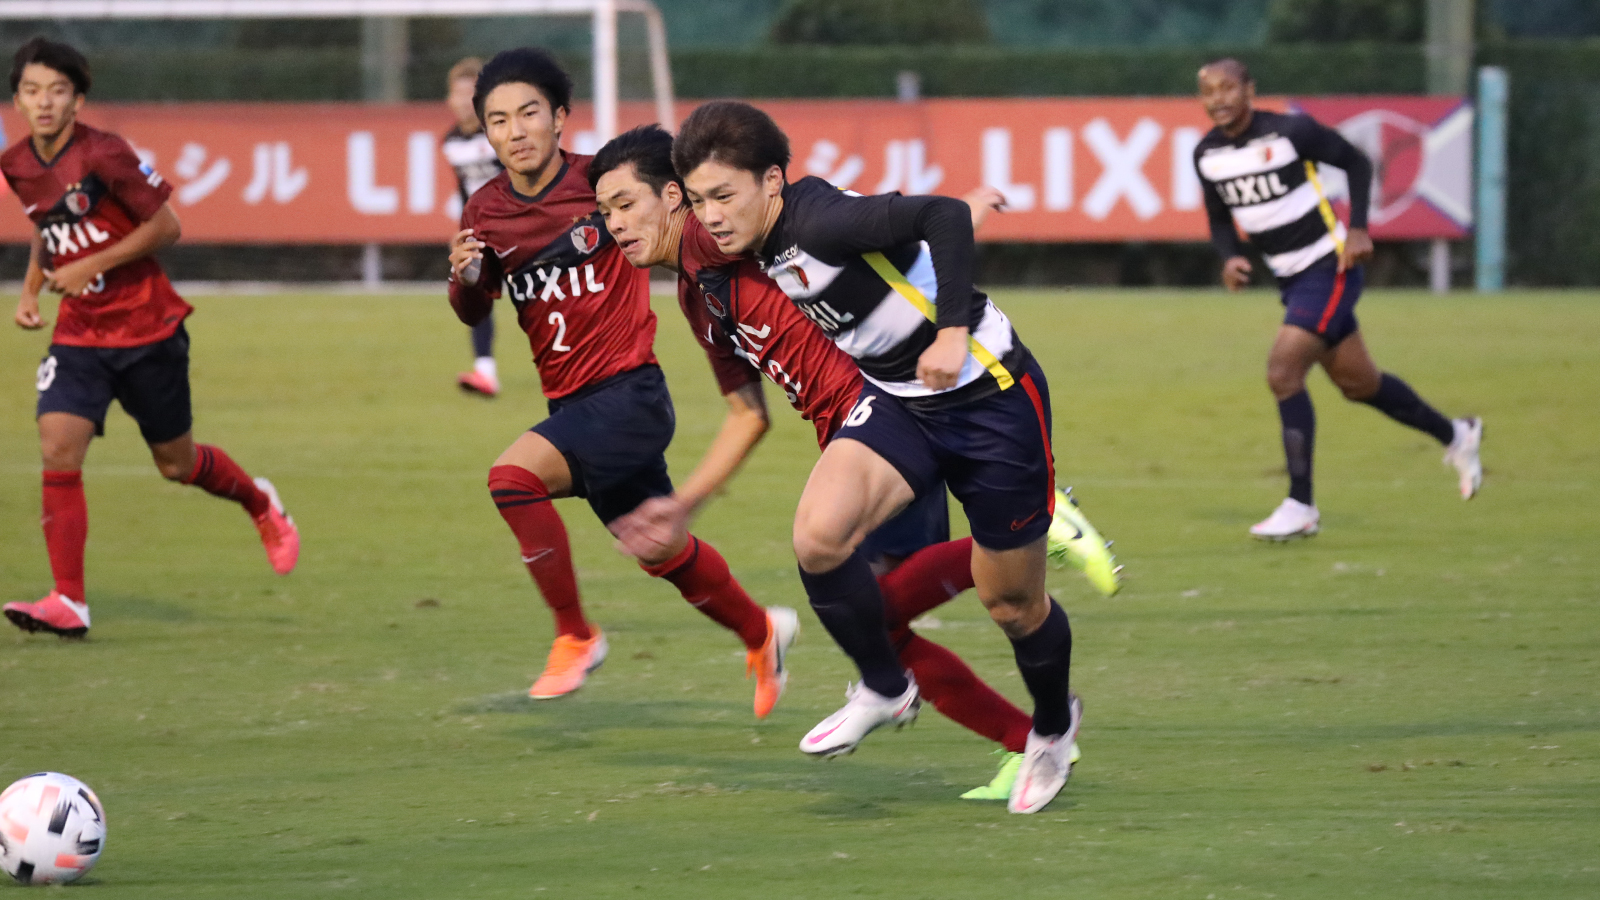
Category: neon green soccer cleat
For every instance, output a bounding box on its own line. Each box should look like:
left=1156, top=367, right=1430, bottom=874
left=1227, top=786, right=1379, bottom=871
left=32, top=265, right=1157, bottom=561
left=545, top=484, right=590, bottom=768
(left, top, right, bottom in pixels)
left=1047, top=487, right=1122, bottom=596
left=961, top=744, right=1082, bottom=800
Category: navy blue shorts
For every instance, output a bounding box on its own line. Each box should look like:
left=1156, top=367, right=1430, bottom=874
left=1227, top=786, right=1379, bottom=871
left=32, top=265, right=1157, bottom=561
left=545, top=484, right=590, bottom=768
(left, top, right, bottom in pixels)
left=1281, top=256, right=1363, bottom=346
left=36, top=325, right=193, bottom=445
left=859, top=485, right=950, bottom=562
left=832, top=355, right=1055, bottom=552
left=532, top=365, right=675, bottom=525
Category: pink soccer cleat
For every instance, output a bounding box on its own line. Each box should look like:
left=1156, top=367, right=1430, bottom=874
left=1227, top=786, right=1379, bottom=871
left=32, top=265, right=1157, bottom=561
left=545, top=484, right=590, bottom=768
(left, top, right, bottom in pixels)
left=457, top=370, right=500, bottom=397
left=251, top=477, right=300, bottom=575
left=4, top=590, right=90, bottom=638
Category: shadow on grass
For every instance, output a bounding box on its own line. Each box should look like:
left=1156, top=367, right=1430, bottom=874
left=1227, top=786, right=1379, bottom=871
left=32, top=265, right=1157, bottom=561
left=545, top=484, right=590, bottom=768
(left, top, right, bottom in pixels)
left=93, top=594, right=196, bottom=623
left=463, top=692, right=982, bottom=817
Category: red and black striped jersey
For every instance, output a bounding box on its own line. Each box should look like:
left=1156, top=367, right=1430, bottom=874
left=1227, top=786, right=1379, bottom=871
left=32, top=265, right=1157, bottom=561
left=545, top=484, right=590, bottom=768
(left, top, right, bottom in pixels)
left=1, top=123, right=191, bottom=348
left=450, top=152, right=656, bottom=399
left=678, top=215, right=862, bottom=447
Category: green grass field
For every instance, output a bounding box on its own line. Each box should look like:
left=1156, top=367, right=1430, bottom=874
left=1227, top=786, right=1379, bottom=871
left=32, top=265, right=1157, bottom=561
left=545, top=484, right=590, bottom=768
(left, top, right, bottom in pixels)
left=2, top=288, right=1596, bottom=899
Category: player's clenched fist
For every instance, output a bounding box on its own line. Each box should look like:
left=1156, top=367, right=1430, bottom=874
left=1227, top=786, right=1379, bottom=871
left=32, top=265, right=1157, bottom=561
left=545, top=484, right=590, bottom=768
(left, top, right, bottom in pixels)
left=610, top=495, right=690, bottom=561
left=43, top=258, right=102, bottom=296
left=1222, top=256, right=1252, bottom=291
left=916, top=326, right=969, bottom=391
left=449, top=228, right=486, bottom=284
left=14, top=294, right=45, bottom=329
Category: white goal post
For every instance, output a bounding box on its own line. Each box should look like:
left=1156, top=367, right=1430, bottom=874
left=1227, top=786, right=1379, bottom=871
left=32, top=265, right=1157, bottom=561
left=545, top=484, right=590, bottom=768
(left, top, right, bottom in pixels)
left=0, top=0, right=677, bottom=140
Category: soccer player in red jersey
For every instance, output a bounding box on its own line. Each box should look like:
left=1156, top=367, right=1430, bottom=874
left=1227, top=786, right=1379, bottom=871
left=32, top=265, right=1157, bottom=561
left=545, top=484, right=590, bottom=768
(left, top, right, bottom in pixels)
left=591, top=126, right=1100, bottom=799
left=3, top=38, right=299, bottom=638
left=445, top=49, right=793, bottom=713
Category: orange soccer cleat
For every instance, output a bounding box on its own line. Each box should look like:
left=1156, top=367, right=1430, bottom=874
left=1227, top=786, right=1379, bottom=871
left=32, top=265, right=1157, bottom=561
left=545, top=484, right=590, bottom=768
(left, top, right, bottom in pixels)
left=746, top=606, right=799, bottom=718
left=251, top=478, right=300, bottom=575
left=4, top=590, right=90, bottom=638
left=457, top=370, right=500, bottom=398
left=529, top=630, right=608, bottom=699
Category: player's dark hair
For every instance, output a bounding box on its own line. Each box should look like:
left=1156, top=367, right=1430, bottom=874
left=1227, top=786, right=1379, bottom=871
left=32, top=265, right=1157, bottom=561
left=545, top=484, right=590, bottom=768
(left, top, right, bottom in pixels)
left=473, top=47, right=572, bottom=122
left=10, top=37, right=91, bottom=96
left=1201, top=57, right=1252, bottom=85
left=672, top=101, right=790, bottom=180
left=589, top=124, right=682, bottom=197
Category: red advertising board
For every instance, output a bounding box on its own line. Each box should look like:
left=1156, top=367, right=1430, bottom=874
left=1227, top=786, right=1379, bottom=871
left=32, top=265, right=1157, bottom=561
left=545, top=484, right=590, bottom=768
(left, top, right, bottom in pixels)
left=0, top=96, right=1470, bottom=244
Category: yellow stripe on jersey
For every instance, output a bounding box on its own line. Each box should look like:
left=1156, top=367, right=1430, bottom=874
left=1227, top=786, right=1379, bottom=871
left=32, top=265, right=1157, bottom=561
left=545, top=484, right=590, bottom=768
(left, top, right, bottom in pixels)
left=862, top=251, right=1014, bottom=391
left=1303, top=160, right=1346, bottom=256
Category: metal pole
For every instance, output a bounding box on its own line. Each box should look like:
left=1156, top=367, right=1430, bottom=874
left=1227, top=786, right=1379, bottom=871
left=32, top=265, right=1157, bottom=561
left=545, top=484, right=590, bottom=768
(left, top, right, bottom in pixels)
left=592, top=0, right=618, bottom=141
left=361, top=242, right=383, bottom=288
left=638, top=3, right=676, bottom=130
left=360, top=16, right=407, bottom=287
left=1425, top=0, right=1474, bottom=95
left=1475, top=66, right=1508, bottom=292
left=360, top=16, right=408, bottom=102
left=1428, top=239, right=1450, bottom=293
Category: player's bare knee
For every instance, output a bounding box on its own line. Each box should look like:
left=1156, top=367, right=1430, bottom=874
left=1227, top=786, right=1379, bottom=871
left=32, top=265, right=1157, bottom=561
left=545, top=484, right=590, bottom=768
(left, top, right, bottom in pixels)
left=1336, top=373, right=1379, bottom=401
left=793, top=522, right=850, bottom=574
left=979, top=590, right=1046, bottom=640
left=155, top=457, right=190, bottom=481
left=1266, top=364, right=1304, bottom=399
left=983, top=602, right=1033, bottom=641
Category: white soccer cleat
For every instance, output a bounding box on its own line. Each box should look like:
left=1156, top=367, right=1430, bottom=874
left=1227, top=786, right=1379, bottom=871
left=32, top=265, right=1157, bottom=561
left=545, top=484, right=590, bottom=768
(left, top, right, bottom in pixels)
left=1250, top=498, right=1319, bottom=541
left=1443, top=417, right=1483, bottom=499
left=799, top=677, right=920, bottom=759
left=1008, top=693, right=1083, bottom=814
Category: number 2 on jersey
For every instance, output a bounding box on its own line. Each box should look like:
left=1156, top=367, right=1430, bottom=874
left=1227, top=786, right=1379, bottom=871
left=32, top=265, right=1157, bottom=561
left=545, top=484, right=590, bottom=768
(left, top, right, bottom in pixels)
left=547, top=311, right=572, bottom=352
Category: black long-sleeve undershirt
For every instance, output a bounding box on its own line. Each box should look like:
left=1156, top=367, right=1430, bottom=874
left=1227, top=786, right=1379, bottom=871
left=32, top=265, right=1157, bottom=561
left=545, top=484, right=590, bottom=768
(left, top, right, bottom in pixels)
left=777, top=182, right=977, bottom=330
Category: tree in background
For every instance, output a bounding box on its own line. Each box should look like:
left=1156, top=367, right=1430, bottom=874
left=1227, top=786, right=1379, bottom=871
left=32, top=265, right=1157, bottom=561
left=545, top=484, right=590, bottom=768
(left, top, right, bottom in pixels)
left=770, top=0, right=991, bottom=45
left=1266, top=0, right=1422, bottom=42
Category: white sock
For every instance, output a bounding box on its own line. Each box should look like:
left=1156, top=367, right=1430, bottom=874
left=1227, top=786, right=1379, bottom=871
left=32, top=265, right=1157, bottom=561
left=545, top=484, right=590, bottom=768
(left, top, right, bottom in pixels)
left=473, top=357, right=497, bottom=382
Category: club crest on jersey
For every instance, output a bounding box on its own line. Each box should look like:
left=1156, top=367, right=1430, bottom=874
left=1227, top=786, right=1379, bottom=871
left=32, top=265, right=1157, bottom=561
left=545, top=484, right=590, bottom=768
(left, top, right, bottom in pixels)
left=702, top=287, right=726, bottom=317
left=570, top=224, right=600, bottom=254
left=64, top=190, right=90, bottom=216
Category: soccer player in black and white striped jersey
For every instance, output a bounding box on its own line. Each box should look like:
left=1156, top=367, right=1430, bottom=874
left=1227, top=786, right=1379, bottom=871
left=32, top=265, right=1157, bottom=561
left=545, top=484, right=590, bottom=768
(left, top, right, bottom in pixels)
left=442, top=57, right=504, bottom=397
left=1193, top=59, right=1483, bottom=540
left=675, top=102, right=1080, bottom=814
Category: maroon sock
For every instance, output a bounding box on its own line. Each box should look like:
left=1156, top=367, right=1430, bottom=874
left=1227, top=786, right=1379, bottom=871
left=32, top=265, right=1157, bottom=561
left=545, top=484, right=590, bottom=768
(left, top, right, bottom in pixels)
left=488, top=465, right=591, bottom=641
left=896, top=630, right=1031, bottom=753
left=879, top=537, right=975, bottom=630
left=182, top=445, right=270, bottom=518
left=41, top=469, right=87, bottom=601
left=643, top=535, right=768, bottom=650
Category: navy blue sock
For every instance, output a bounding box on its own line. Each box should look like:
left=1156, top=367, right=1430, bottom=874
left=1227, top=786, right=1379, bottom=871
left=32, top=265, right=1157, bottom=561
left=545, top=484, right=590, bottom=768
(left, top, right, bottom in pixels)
left=799, top=552, right=908, bottom=698
left=1278, top=390, right=1316, bottom=505
left=1360, top=373, right=1454, bottom=445
left=470, top=315, right=494, bottom=359
left=1010, top=598, right=1074, bottom=737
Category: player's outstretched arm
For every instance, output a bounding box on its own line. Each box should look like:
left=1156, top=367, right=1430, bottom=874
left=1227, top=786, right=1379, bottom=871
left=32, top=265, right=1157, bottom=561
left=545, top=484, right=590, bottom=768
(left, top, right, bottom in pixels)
left=963, top=186, right=1007, bottom=232
left=44, top=203, right=180, bottom=297
left=14, top=231, right=47, bottom=329
left=611, top=382, right=769, bottom=560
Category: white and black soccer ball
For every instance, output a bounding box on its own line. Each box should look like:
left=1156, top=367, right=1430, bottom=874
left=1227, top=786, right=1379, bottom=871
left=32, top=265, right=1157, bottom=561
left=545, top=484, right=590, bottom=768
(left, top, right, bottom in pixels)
left=0, top=772, right=106, bottom=885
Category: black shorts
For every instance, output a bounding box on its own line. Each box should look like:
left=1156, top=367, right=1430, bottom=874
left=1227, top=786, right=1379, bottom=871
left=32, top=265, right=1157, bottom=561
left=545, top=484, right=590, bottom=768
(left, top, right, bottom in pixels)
left=35, top=325, right=193, bottom=445
left=831, top=355, right=1055, bottom=552
left=1281, top=256, right=1363, bottom=347
left=532, top=365, right=676, bottom=525
left=858, top=485, right=951, bottom=562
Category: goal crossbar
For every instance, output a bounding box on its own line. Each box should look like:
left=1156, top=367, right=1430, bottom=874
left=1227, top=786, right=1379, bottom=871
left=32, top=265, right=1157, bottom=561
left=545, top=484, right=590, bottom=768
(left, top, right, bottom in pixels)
left=0, top=0, right=675, bottom=139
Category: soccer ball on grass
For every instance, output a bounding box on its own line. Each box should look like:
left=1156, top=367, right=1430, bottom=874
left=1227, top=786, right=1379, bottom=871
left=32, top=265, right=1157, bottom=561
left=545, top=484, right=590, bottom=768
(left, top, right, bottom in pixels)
left=0, top=772, right=106, bottom=885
